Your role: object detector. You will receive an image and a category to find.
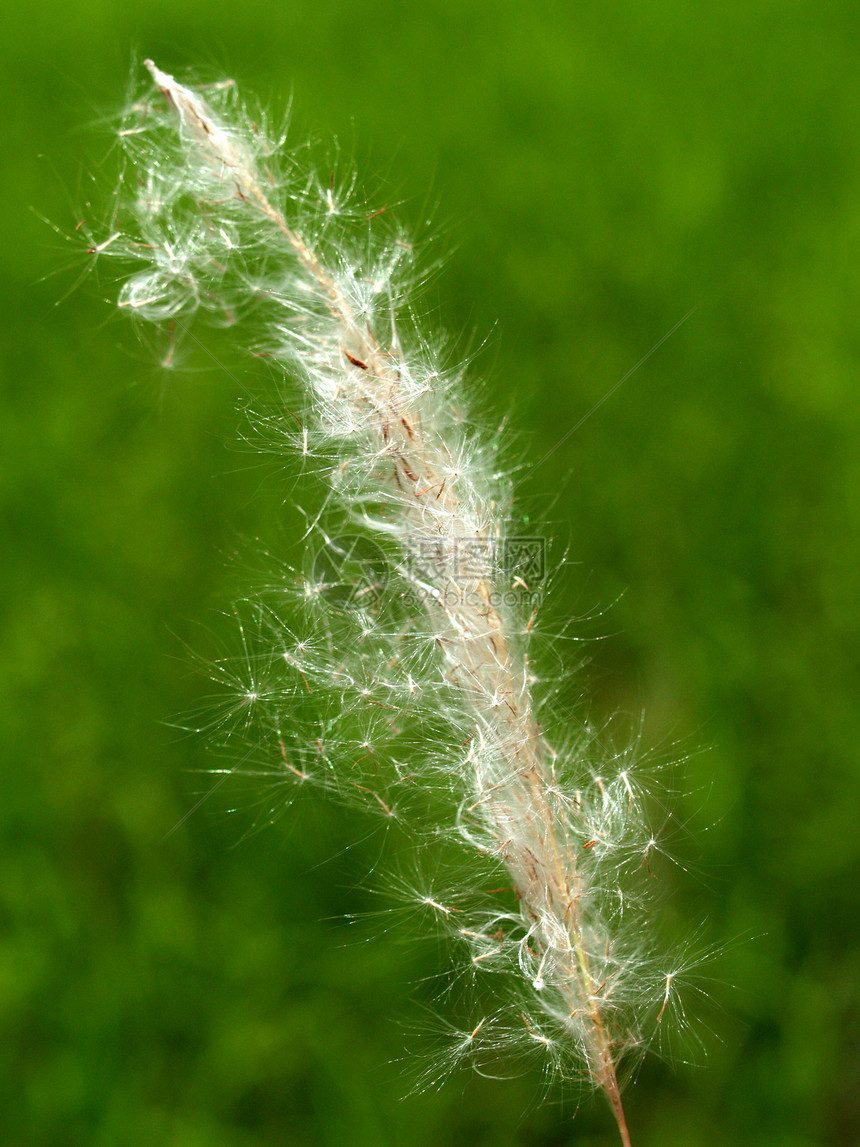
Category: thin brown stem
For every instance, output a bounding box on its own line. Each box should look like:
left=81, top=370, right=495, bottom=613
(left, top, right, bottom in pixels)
left=602, top=1062, right=633, bottom=1147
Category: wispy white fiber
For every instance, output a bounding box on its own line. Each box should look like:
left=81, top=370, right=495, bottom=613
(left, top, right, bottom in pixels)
left=92, top=60, right=699, bottom=1146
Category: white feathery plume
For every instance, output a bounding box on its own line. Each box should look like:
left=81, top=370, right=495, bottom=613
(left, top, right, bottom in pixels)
left=93, top=60, right=697, bottom=1145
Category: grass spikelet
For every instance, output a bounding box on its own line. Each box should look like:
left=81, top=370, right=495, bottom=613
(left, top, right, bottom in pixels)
left=90, top=59, right=704, bottom=1145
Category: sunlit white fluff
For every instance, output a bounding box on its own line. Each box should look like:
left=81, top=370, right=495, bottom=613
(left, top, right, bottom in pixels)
left=94, top=60, right=697, bottom=1146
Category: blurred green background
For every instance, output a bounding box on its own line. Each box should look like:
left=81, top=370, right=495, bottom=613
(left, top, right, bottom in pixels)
left=3, top=2, right=859, bottom=1144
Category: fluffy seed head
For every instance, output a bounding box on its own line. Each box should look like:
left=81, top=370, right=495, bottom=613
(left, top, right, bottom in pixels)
left=92, top=61, right=704, bottom=1145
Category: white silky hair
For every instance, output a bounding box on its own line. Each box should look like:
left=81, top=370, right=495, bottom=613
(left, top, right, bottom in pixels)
left=93, top=59, right=702, bottom=1146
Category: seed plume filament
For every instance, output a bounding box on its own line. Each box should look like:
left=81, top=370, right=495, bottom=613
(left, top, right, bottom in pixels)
left=144, top=63, right=627, bottom=1118
left=99, top=61, right=692, bottom=1145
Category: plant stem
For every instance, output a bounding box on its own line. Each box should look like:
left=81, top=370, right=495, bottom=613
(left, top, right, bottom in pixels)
left=139, top=59, right=635, bottom=1140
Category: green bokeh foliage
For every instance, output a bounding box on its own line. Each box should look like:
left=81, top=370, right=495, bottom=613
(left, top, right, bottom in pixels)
left=2, top=2, right=859, bottom=1144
